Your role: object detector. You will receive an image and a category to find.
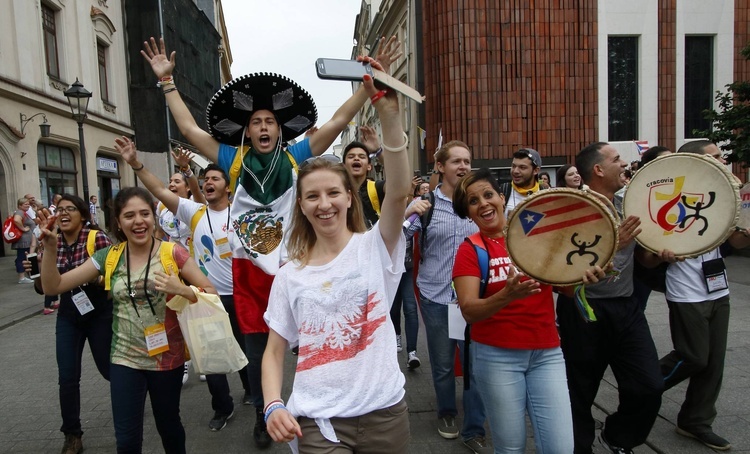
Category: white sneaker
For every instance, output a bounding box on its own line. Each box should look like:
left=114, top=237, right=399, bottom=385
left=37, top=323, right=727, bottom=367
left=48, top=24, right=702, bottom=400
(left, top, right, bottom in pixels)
left=200, top=374, right=207, bottom=382
left=407, top=351, right=421, bottom=369
left=396, top=335, right=403, bottom=352
left=18, top=277, right=34, bottom=284
left=182, top=361, right=190, bottom=385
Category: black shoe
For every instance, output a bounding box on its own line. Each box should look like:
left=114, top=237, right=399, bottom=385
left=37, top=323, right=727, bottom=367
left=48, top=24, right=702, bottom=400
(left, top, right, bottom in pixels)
left=598, top=430, right=633, bottom=454
left=676, top=427, right=731, bottom=451
left=208, top=410, right=234, bottom=431
left=254, top=408, right=273, bottom=448
left=242, top=392, right=253, bottom=405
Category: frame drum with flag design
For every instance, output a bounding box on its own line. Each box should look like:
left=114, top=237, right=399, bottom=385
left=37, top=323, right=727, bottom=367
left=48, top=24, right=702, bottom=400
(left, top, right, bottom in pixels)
left=505, top=188, right=618, bottom=286
left=623, top=153, right=740, bottom=258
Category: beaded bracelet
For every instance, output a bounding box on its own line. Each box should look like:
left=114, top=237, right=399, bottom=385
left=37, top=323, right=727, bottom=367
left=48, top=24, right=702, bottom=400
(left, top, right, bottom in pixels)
left=381, top=132, right=409, bottom=153
left=157, top=76, right=174, bottom=87
left=264, top=403, right=286, bottom=423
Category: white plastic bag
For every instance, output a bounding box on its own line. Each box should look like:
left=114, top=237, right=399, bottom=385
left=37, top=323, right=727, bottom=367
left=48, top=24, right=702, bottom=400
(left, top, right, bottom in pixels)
left=168, top=288, right=248, bottom=374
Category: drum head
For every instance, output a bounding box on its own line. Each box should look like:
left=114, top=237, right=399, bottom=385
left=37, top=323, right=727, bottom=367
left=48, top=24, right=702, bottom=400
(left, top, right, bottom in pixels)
left=505, top=188, right=618, bottom=286
left=623, top=153, right=740, bottom=258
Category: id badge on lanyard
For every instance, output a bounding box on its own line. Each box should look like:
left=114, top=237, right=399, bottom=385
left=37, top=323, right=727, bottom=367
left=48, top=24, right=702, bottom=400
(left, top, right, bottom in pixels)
left=702, top=257, right=728, bottom=293
left=215, top=236, right=232, bottom=259
left=71, top=289, right=95, bottom=315
left=144, top=323, right=170, bottom=356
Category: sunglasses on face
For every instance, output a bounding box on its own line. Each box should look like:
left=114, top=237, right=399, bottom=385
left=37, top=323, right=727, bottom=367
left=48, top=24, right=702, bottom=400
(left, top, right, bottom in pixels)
left=299, top=154, right=342, bottom=169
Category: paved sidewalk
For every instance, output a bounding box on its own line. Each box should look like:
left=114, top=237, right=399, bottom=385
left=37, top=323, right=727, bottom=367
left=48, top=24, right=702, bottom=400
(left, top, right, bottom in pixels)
left=1, top=254, right=749, bottom=453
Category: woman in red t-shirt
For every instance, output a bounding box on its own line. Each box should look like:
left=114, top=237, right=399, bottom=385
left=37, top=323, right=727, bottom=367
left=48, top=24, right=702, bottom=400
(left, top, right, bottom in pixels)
left=451, top=168, right=604, bottom=452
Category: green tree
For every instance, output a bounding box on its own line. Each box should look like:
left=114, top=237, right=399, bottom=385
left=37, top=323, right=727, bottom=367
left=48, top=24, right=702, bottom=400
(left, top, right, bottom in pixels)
left=699, top=43, right=750, bottom=165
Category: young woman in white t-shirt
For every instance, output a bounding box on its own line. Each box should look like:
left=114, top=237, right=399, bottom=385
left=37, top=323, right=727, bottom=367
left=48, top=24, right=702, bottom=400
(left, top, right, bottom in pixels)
left=261, top=70, right=412, bottom=452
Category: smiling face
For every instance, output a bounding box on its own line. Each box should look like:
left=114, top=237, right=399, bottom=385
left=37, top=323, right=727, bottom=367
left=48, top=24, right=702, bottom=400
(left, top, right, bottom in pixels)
left=116, top=196, right=155, bottom=245
left=298, top=169, right=352, bottom=237
left=202, top=169, right=230, bottom=205
left=56, top=201, right=84, bottom=236
left=510, top=157, right=538, bottom=188
left=466, top=180, right=506, bottom=235
left=168, top=173, right=189, bottom=198
left=437, top=146, right=472, bottom=190
left=246, top=109, right=281, bottom=154
left=596, top=145, right=628, bottom=192
left=564, top=166, right=582, bottom=189
left=343, top=147, right=371, bottom=180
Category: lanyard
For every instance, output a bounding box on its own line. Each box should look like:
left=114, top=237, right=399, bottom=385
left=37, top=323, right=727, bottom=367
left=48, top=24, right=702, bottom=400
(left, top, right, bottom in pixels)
left=126, top=237, right=157, bottom=318
left=205, top=206, right=231, bottom=237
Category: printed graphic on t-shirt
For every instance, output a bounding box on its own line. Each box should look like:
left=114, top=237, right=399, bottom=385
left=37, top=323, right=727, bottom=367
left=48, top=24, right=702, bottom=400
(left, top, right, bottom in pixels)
left=295, top=270, right=386, bottom=372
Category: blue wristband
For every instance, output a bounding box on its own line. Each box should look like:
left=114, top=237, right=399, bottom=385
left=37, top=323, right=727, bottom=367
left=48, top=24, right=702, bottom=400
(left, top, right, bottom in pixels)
left=264, top=403, right=286, bottom=423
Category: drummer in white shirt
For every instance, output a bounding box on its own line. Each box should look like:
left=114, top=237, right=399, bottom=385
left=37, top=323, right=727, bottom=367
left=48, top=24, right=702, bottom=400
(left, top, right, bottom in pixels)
left=638, top=139, right=749, bottom=451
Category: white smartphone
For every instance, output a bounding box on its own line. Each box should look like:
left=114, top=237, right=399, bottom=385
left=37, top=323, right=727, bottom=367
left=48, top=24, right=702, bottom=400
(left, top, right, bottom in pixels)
left=28, top=253, right=40, bottom=279
left=316, top=58, right=374, bottom=81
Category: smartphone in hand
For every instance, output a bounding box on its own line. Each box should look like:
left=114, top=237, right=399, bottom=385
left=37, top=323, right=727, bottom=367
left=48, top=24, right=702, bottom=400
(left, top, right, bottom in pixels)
left=316, top=58, right=374, bottom=81
left=28, top=253, right=40, bottom=279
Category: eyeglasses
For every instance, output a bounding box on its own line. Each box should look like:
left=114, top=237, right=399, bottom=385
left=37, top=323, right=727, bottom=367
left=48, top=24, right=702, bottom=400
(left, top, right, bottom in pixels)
left=57, top=206, right=79, bottom=213
left=299, top=154, right=342, bottom=169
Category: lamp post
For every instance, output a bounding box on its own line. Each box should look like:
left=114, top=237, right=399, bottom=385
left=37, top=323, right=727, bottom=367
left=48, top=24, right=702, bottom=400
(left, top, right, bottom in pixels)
left=64, top=78, right=92, bottom=202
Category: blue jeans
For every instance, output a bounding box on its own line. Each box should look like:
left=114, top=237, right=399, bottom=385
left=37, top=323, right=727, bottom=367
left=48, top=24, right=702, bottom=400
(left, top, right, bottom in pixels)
left=472, top=342, right=574, bottom=453
left=110, top=364, right=185, bottom=454
left=390, top=271, right=419, bottom=352
left=419, top=296, right=486, bottom=440
left=244, top=332, right=269, bottom=409
left=206, top=294, right=249, bottom=415
left=56, top=311, right=112, bottom=436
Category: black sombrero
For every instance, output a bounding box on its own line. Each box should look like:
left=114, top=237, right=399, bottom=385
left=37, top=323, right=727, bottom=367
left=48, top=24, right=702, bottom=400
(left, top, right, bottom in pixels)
left=205, top=72, right=318, bottom=146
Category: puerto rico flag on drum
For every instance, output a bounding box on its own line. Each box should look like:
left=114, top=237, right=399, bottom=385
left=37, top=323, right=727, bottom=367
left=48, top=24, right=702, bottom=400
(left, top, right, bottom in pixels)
left=518, top=196, right=604, bottom=236
left=648, top=176, right=714, bottom=236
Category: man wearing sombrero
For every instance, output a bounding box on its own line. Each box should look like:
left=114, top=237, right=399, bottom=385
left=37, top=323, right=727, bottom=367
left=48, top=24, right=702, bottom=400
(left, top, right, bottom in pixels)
left=141, top=36, right=401, bottom=448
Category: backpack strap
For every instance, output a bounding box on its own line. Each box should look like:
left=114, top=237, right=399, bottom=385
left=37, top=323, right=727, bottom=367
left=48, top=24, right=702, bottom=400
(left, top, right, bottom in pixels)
left=159, top=241, right=179, bottom=276
left=418, top=191, right=436, bottom=263
left=367, top=180, right=381, bottom=216
left=229, top=146, right=299, bottom=195
left=103, top=243, right=126, bottom=291
left=461, top=232, right=492, bottom=391
left=86, top=230, right=98, bottom=257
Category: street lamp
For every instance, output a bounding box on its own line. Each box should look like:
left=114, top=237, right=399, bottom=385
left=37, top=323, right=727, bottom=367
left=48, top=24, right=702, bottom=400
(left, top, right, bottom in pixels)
left=64, top=78, right=92, bottom=202
left=19, top=112, right=51, bottom=138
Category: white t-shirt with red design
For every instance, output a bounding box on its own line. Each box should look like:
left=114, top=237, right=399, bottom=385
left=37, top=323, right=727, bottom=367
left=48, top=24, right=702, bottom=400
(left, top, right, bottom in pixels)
left=265, top=226, right=405, bottom=436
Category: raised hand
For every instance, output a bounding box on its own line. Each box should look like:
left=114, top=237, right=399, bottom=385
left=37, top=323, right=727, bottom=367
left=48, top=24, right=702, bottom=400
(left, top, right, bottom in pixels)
left=359, top=125, right=380, bottom=153
left=171, top=146, right=194, bottom=169
left=114, top=136, right=139, bottom=166
left=140, top=37, right=176, bottom=79
left=373, top=35, right=402, bottom=74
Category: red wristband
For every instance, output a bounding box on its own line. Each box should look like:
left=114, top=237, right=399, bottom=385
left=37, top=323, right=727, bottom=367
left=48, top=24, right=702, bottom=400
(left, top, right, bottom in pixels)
left=370, top=89, right=388, bottom=104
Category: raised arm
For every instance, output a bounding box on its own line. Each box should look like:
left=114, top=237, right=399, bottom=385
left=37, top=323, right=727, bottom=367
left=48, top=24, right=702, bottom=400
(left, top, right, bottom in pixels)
left=114, top=137, right=180, bottom=214
left=364, top=79, right=410, bottom=255
left=38, top=213, right=99, bottom=295
left=141, top=37, right=219, bottom=162
left=172, top=146, right=206, bottom=204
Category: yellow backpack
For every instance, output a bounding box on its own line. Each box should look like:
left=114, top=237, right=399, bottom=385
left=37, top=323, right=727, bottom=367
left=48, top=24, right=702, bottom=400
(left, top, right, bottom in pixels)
left=85, top=230, right=98, bottom=257
left=227, top=145, right=299, bottom=195
left=102, top=241, right=179, bottom=291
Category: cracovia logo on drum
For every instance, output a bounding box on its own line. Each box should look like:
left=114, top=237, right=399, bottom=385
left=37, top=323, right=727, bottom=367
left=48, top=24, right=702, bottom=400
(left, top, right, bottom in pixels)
left=649, top=176, right=715, bottom=236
